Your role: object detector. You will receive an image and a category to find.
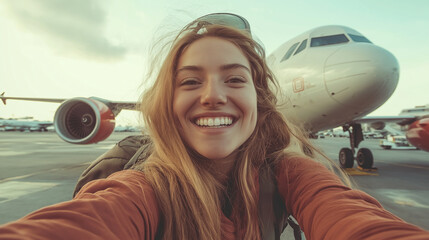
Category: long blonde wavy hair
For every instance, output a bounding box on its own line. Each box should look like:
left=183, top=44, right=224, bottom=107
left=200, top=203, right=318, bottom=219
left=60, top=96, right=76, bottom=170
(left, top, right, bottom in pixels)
left=135, top=20, right=347, bottom=239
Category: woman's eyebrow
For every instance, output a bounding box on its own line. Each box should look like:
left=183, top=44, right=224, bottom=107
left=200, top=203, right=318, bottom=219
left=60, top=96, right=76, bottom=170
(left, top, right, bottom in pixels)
left=220, top=63, right=251, bottom=73
left=176, top=65, right=203, bottom=75
left=176, top=63, right=251, bottom=75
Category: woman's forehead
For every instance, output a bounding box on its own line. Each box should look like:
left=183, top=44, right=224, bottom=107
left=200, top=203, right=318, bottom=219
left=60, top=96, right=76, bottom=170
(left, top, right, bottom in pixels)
left=177, top=37, right=251, bottom=70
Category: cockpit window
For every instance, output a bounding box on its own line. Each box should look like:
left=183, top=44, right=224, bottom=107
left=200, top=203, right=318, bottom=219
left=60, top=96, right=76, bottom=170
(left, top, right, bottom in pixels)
left=294, top=39, right=308, bottom=56
left=348, top=33, right=372, bottom=43
left=310, top=34, right=349, bottom=47
left=281, top=42, right=299, bottom=62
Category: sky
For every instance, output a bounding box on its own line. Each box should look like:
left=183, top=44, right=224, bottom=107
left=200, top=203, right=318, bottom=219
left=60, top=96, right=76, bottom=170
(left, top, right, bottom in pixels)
left=1, top=0, right=428, bottom=126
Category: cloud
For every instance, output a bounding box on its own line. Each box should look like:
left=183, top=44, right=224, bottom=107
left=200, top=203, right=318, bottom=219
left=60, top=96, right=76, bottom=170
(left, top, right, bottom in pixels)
left=3, top=0, right=127, bottom=60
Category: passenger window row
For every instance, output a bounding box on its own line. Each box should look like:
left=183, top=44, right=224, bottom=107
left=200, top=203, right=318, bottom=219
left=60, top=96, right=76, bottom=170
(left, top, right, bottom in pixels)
left=280, top=33, right=372, bottom=62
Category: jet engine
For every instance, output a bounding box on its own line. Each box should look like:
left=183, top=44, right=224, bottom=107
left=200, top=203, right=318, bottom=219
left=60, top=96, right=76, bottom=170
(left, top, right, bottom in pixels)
left=370, top=121, right=386, bottom=130
left=406, top=118, right=429, bottom=151
left=54, top=97, right=115, bottom=144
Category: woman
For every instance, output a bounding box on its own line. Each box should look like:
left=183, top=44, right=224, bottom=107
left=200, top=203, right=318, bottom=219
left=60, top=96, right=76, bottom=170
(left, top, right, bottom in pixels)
left=1, top=13, right=428, bottom=240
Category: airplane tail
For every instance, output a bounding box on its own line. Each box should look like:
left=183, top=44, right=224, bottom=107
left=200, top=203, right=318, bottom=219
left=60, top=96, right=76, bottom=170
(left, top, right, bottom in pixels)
left=1, top=92, right=6, bottom=105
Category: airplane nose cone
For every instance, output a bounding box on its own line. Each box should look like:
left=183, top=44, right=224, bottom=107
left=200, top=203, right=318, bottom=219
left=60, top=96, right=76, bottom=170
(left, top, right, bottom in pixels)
left=324, top=44, right=399, bottom=111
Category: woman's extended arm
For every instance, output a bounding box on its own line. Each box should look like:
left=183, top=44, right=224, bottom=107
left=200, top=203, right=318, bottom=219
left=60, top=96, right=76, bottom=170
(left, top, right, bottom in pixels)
left=276, top=157, right=429, bottom=240
left=0, top=170, right=160, bottom=240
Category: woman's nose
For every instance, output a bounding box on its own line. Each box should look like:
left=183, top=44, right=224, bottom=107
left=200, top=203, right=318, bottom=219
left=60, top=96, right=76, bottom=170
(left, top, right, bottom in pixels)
left=200, top=80, right=227, bottom=107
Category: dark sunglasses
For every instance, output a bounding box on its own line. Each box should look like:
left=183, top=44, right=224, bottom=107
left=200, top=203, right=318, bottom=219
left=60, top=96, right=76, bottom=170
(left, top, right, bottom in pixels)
left=193, top=13, right=251, bottom=34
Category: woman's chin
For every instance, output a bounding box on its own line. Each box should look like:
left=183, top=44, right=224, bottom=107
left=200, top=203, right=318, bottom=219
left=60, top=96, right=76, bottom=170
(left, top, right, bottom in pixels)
left=200, top=150, right=237, bottom=162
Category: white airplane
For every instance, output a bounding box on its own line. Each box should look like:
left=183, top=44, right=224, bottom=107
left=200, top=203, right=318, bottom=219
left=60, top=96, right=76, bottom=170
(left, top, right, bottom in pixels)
left=0, top=117, right=53, bottom=132
left=2, top=25, right=429, bottom=169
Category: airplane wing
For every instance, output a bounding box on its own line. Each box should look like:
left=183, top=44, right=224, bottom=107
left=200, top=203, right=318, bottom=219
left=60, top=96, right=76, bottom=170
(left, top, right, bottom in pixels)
left=108, top=102, right=137, bottom=111
left=38, top=123, right=54, bottom=127
left=1, top=92, right=66, bottom=105
left=100, top=99, right=137, bottom=114
left=1, top=93, right=137, bottom=114
left=350, top=115, right=417, bottom=126
left=1, top=92, right=139, bottom=144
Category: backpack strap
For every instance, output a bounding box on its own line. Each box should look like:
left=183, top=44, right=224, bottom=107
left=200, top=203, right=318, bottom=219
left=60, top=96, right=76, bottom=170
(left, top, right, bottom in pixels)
left=258, top=165, right=277, bottom=239
left=123, top=137, right=153, bottom=170
left=258, top=164, right=302, bottom=240
left=287, top=217, right=302, bottom=240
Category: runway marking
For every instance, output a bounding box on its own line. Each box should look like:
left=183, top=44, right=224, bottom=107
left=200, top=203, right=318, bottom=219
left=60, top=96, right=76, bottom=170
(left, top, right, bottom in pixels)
left=378, top=161, right=429, bottom=170
left=344, top=168, right=378, bottom=176
left=0, top=162, right=91, bottom=184
left=0, top=181, right=58, bottom=204
left=0, top=151, right=29, bottom=156
left=97, top=144, right=116, bottom=150
left=379, top=189, right=429, bottom=209
left=394, top=200, right=423, bottom=207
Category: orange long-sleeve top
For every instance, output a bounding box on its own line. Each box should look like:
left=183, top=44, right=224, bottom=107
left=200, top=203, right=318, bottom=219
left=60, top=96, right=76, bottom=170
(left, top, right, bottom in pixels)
left=1, top=157, right=428, bottom=239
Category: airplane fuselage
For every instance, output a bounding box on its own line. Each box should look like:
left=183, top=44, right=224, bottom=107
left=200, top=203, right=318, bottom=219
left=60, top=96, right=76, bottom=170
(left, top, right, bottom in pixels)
left=268, top=26, right=399, bottom=133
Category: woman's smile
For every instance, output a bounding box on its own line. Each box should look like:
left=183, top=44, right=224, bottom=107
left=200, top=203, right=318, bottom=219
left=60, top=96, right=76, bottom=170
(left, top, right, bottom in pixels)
left=194, top=116, right=234, bottom=128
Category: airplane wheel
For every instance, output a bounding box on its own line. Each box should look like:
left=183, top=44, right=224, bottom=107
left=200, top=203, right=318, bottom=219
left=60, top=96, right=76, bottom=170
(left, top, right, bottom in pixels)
left=339, top=148, right=354, bottom=168
left=356, top=148, right=373, bottom=169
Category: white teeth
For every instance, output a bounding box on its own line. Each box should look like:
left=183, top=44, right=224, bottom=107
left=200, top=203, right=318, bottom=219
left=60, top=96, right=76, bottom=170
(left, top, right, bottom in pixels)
left=194, top=117, right=233, bottom=127
left=214, top=118, right=220, bottom=126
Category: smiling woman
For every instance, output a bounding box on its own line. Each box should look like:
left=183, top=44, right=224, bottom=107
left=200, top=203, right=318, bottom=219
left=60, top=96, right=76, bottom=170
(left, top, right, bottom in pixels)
left=1, top=13, right=429, bottom=240
left=136, top=23, right=281, bottom=239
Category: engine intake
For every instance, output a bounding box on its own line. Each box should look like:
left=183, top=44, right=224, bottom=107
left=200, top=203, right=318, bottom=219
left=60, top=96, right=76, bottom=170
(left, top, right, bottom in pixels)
left=54, top=97, right=115, bottom=144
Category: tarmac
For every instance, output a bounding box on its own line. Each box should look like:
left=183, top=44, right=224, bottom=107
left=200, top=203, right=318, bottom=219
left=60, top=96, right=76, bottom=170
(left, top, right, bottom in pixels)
left=1, top=131, right=428, bottom=236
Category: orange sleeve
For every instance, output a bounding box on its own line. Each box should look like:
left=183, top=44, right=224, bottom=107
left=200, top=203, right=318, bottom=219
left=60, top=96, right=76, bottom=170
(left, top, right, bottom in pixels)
left=276, top=157, right=429, bottom=240
left=0, top=170, right=160, bottom=240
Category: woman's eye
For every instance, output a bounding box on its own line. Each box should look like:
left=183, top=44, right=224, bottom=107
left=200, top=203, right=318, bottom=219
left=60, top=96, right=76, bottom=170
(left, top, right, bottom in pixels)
left=226, top=77, right=246, bottom=84
left=180, top=79, right=200, bottom=86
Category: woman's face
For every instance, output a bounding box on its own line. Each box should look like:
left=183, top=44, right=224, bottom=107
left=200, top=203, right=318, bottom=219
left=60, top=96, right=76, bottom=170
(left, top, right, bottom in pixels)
left=173, top=37, right=257, bottom=162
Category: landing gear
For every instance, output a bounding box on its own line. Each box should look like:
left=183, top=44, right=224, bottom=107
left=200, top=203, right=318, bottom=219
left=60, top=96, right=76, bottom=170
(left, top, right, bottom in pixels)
left=356, top=148, right=373, bottom=168
left=338, top=124, right=374, bottom=169
left=339, top=148, right=354, bottom=168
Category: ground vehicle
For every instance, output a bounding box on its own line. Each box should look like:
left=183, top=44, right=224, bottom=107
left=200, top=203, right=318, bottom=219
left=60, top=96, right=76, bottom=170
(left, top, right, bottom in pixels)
left=380, top=135, right=417, bottom=150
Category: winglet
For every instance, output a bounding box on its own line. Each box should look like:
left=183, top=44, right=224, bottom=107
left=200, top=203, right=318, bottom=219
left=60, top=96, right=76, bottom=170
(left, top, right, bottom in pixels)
left=1, top=92, right=6, bottom=105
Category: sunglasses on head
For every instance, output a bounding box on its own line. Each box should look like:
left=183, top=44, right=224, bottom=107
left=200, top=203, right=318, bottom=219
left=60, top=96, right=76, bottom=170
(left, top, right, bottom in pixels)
left=193, top=13, right=251, bottom=34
